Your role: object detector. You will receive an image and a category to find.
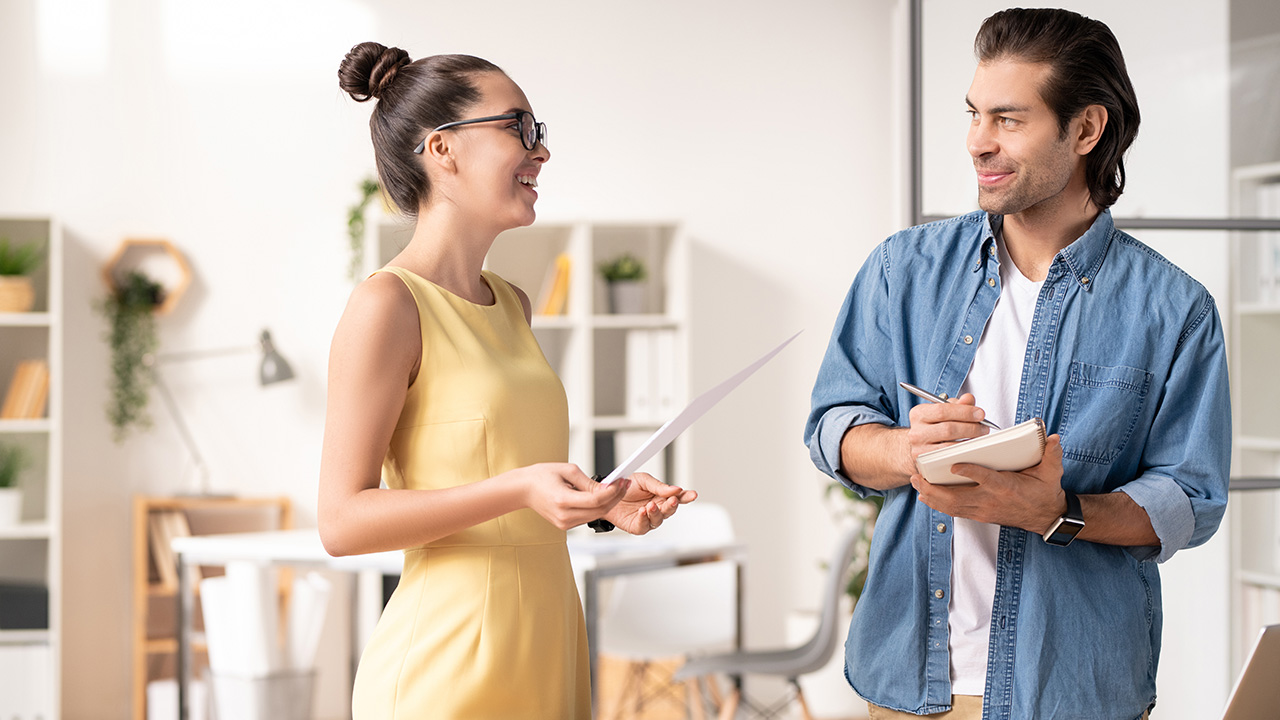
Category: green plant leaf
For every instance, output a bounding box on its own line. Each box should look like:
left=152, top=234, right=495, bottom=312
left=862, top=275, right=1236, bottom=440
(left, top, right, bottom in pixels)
left=598, top=253, right=646, bottom=282
left=0, top=237, right=45, bottom=276
left=0, top=442, right=29, bottom=488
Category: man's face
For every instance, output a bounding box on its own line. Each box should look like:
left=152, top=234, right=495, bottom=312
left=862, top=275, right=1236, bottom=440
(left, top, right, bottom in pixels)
left=965, top=59, right=1082, bottom=216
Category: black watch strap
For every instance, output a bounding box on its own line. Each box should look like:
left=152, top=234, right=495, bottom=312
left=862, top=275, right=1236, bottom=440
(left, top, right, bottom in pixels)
left=1042, top=489, right=1085, bottom=546
left=1063, top=489, right=1083, bottom=522
left=587, top=474, right=615, bottom=533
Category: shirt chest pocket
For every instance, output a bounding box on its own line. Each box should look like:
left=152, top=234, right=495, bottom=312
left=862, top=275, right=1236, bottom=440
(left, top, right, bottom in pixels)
left=1058, top=362, right=1152, bottom=465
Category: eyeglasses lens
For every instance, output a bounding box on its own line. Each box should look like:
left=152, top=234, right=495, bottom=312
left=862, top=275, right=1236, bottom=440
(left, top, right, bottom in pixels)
left=519, top=112, right=546, bottom=150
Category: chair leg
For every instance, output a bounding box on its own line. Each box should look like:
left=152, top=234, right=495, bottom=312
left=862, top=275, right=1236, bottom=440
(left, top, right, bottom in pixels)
left=792, top=680, right=815, bottom=720
left=703, top=673, right=726, bottom=709
left=604, top=660, right=642, bottom=720
left=685, top=677, right=707, bottom=720
left=716, top=684, right=740, bottom=720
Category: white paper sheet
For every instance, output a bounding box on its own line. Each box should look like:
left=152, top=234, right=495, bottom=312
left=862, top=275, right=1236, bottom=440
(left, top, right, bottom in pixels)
left=600, top=330, right=801, bottom=484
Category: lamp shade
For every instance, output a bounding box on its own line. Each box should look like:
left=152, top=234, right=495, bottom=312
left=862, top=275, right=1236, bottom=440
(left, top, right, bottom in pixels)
left=258, top=329, right=295, bottom=386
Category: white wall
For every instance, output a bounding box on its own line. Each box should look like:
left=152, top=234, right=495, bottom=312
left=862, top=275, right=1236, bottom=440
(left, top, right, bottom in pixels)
left=0, top=1, right=899, bottom=717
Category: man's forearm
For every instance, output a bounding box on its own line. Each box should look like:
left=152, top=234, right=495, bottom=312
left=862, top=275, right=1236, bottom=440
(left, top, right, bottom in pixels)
left=1075, top=491, right=1160, bottom=548
left=839, top=423, right=915, bottom=491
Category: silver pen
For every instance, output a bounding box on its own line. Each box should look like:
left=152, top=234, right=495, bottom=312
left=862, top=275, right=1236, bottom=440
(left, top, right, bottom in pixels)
left=899, top=381, right=1001, bottom=430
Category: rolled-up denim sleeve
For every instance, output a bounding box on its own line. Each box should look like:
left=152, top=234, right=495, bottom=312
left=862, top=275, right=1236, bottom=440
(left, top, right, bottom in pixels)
left=1121, top=294, right=1230, bottom=563
left=805, top=241, right=898, bottom=497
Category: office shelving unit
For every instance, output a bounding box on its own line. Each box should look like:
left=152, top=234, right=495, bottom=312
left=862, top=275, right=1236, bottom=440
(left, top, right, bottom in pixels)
left=0, top=216, right=61, bottom=719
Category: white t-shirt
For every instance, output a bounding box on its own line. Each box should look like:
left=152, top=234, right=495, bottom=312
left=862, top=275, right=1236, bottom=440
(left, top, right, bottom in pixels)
left=947, top=238, right=1043, bottom=695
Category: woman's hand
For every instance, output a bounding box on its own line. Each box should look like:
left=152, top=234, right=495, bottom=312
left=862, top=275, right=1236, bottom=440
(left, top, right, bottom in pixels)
left=604, top=472, right=698, bottom=535
left=518, top=463, right=632, bottom=530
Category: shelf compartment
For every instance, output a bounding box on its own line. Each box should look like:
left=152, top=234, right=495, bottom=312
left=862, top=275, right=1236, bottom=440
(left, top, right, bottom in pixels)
left=0, top=523, right=52, bottom=540
left=0, top=629, right=49, bottom=645
left=0, top=312, right=54, bottom=328
left=590, top=314, right=679, bottom=329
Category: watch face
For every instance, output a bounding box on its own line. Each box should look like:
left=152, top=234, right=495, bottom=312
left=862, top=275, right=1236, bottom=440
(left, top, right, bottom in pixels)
left=1043, top=518, right=1085, bottom=546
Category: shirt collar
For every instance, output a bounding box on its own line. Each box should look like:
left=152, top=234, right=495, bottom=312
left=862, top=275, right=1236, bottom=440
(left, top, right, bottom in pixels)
left=979, top=209, right=1115, bottom=290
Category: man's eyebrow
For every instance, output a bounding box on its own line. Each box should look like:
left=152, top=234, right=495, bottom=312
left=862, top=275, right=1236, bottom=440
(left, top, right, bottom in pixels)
left=965, top=96, right=1031, bottom=115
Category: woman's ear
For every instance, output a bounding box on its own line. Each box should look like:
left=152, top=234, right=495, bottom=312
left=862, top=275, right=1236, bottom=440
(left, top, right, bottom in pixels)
left=1074, top=104, right=1107, bottom=156
left=423, top=131, right=457, bottom=173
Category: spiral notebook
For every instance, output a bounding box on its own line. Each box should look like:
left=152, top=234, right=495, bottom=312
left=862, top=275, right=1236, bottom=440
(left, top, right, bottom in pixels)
left=917, top=417, right=1047, bottom=485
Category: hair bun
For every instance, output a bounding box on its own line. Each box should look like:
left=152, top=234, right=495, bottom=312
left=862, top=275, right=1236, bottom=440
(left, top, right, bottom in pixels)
left=338, top=42, right=411, bottom=102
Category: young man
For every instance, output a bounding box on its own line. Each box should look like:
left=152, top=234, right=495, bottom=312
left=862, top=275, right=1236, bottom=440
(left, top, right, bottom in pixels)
left=805, top=9, right=1229, bottom=720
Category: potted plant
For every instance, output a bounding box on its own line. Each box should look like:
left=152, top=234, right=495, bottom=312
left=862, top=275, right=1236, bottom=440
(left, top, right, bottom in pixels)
left=99, top=270, right=165, bottom=442
left=0, top=441, right=28, bottom=526
left=0, top=236, right=45, bottom=313
left=598, top=253, right=647, bottom=314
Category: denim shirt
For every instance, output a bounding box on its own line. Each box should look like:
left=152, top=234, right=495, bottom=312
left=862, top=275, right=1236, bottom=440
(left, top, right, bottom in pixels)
left=804, top=210, right=1230, bottom=719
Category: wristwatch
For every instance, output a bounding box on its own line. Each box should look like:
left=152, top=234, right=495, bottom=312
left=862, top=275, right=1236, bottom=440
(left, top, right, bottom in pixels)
left=1042, top=490, right=1085, bottom=546
left=587, top=474, right=615, bottom=533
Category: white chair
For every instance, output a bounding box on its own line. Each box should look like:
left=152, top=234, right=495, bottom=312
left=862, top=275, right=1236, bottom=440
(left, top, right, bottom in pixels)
left=672, top=525, right=861, bottom=720
left=597, top=502, right=738, bottom=720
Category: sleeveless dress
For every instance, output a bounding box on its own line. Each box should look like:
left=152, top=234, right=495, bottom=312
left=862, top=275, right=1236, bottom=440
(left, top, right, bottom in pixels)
left=350, top=267, right=591, bottom=720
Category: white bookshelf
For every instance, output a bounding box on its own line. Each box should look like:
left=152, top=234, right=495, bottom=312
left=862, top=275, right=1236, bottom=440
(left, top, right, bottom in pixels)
left=0, top=216, right=62, bottom=719
left=364, top=212, right=691, bottom=486
left=1229, top=163, right=1280, bottom=678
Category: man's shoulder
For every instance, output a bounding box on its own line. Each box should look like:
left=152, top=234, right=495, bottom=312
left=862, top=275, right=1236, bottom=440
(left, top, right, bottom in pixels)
left=1107, top=228, right=1212, bottom=300
left=894, top=211, right=988, bottom=239
left=884, top=211, right=988, bottom=257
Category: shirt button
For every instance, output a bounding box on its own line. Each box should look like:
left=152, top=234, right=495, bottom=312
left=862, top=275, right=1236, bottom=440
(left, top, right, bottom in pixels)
left=937, top=523, right=947, bottom=533
left=1081, top=277, right=1090, bottom=285
left=987, top=278, right=996, bottom=288
left=934, top=589, right=945, bottom=599
left=989, top=246, right=996, bottom=256
left=963, top=335, right=973, bottom=344
left=938, top=392, right=948, bottom=400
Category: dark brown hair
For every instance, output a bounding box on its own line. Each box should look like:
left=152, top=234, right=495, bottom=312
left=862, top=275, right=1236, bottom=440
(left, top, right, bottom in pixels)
left=338, top=43, right=502, bottom=216
left=975, top=8, right=1140, bottom=210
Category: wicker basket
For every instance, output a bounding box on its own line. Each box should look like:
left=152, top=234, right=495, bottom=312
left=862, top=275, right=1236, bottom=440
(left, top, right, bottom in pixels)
left=0, top=276, right=34, bottom=312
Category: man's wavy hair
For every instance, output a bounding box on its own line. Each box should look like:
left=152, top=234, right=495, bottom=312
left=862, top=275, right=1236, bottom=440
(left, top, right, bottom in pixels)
left=975, top=8, right=1140, bottom=210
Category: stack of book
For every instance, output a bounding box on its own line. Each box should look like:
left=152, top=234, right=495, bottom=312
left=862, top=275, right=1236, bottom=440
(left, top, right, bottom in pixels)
left=0, top=359, right=49, bottom=420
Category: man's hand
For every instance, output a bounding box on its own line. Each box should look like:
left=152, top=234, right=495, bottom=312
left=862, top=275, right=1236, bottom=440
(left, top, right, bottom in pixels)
left=840, top=392, right=996, bottom=491
left=903, top=393, right=994, bottom=473
left=910, top=434, right=1066, bottom=534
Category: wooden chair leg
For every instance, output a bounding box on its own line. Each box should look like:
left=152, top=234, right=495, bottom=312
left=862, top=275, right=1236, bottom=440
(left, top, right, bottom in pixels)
left=685, top=676, right=707, bottom=720
left=605, top=660, right=642, bottom=720
left=793, top=681, right=815, bottom=720
left=703, top=673, right=726, bottom=709
left=716, top=686, right=740, bottom=720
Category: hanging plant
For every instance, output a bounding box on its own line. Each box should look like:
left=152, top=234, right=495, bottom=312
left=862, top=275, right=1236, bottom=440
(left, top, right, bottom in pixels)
left=347, top=177, right=382, bottom=282
left=98, top=271, right=164, bottom=442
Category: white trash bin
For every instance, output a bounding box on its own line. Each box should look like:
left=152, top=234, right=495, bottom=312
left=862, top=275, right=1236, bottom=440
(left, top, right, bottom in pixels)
left=209, top=669, right=314, bottom=720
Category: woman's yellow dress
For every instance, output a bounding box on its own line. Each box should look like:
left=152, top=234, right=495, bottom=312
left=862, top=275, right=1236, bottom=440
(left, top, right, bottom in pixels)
left=351, top=267, right=591, bottom=719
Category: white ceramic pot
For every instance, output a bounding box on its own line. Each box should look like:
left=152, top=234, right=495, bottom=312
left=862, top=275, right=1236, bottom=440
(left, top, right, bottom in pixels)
left=607, top=281, right=646, bottom=314
left=0, top=487, right=22, bottom=526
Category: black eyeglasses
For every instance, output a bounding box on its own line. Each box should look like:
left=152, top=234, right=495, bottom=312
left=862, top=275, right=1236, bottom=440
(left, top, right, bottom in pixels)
left=413, top=111, right=548, bottom=154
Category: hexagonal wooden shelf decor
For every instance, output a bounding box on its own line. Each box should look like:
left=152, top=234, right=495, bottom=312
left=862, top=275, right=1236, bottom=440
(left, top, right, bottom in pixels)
left=102, top=238, right=192, bottom=315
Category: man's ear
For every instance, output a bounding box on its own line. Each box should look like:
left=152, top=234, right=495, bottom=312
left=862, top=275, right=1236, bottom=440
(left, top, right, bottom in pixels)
left=1074, top=105, right=1107, bottom=156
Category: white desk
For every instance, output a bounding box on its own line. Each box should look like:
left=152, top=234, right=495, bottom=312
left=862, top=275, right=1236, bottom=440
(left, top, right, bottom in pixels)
left=171, top=529, right=746, bottom=719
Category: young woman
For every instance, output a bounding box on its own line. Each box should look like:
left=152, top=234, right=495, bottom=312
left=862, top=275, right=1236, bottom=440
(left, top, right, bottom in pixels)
left=321, top=43, right=697, bottom=719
